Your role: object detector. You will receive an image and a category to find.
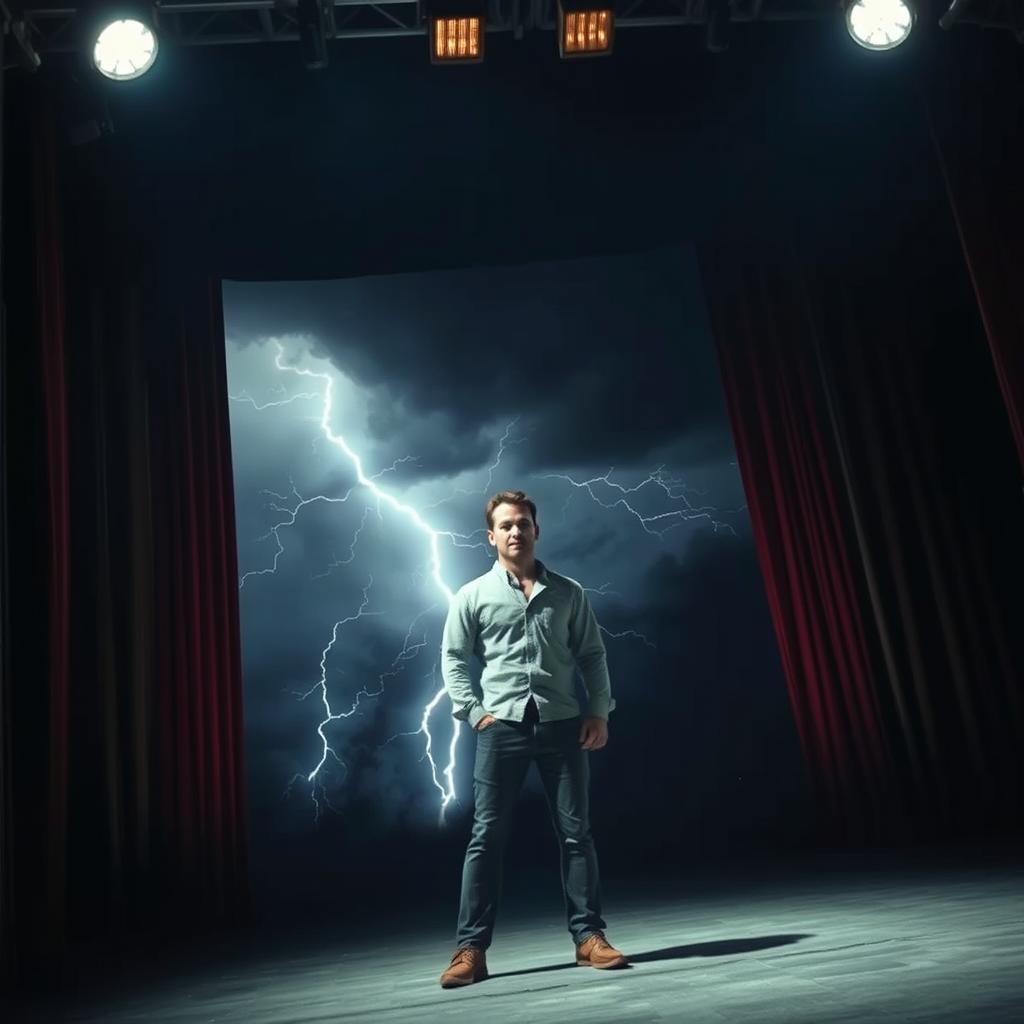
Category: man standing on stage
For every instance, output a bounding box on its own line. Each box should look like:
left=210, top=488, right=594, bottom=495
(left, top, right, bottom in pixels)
left=438, top=489, right=627, bottom=988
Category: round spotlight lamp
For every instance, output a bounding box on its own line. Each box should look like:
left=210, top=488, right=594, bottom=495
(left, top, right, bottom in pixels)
left=845, top=0, right=915, bottom=51
left=93, top=17, right=159, bottom=80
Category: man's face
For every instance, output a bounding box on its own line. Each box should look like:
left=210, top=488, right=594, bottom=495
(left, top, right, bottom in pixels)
left=488, top=502, right=539, bottom=562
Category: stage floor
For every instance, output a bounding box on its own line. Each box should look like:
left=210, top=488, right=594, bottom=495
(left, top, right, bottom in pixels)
left=12, top=850, right=1024, bottom=1023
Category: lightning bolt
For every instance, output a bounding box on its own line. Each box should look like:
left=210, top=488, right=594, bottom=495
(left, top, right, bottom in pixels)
left=237, top=342, right=519, bottom=824
left=598, top=626, right=656, bottom=649
left=284, top=576, right=380, bottom=821
left=234, top=343, right=731, bottom=826
left=250, top=342, right=467, bottom=820
left=236, top=453, right=432, bottom=590
left=311, top=505, right=373, bottom=580
left=584, top=583, right=656, bottom=649
left=239, top=480, right=356, bottom=588
left=543, top=466, right=745, bottom=537
left=558, top=464, right=748, bottom=648
left=421, top=419, right=529, bottom=511
left=230, top=384, right=320, bottom=410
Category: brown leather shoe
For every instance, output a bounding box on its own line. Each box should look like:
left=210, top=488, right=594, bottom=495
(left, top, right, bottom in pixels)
left=440, top=946, right=488, bottom=988
left=575, top=931, right=628, bottom=969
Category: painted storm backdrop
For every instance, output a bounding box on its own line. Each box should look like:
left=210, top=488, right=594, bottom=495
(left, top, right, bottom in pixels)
left=223, top=246, right=808, bottom=920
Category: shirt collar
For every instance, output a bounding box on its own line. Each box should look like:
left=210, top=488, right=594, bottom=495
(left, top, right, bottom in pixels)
left=491, top=558, right=547, bottom=587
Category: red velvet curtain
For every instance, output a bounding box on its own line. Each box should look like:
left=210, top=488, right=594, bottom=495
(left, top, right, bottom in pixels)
left=1, top=84, right=248, bottom=983
left=150, top=279, right=249, bottom=923
left=34, top=74, right=72, bottom=969
left=0, top=83, right=77, bottom=978
left=700, top=237, right=1024, bottom=840
left=927, top=41, right=1024, bottom=478
left=698, top=244, right=894, bottom=839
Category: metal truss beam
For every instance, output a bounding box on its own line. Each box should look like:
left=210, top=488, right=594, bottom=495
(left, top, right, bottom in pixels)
left=9, top=0, right=1023, bottom=56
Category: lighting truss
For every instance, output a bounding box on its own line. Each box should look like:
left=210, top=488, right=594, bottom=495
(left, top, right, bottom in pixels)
left=12, top=0, right=1023, bottom=56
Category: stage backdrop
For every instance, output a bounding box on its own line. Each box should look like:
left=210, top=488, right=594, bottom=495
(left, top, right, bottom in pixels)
left=223, top=245, right=809, bottom=921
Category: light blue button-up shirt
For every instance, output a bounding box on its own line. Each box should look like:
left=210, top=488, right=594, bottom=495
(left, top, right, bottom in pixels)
left=441, top=558, right=616, bottom=727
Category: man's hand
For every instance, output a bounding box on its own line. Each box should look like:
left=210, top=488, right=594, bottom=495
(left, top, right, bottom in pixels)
left=578, top=716, right=608, bottom=751
left=476, top=714, right=498, bottom=731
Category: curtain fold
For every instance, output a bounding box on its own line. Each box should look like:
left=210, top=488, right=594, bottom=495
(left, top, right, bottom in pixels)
left=824, top=292, right=1023, bottom=833
left=1, top=81, right=249, bottom=983
left=698, top=243, right=894, bottom=840
left=699, top=235, right=1024, bottom=839
left=34, top=88, right=72, bottom=961
left=927, top=40, right=1024, bottom=477
left=0, top=24, right=8, bottom=984
left=150, top=281, right=248, bottom=922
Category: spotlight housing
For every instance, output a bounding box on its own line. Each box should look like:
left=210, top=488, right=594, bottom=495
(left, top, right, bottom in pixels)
left=845, top=0, right=915, bottom=51
left=90, top=5, right=160, bottom=80
left=557, top=0, right=614, bottom=58
left=427, top=0, right=485, bottom=63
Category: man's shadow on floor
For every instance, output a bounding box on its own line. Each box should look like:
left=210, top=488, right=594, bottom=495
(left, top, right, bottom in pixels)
left=486, top=934, right=814, bottom=980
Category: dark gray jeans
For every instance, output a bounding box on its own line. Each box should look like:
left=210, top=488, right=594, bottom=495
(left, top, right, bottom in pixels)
left=455, top=699, right=606, bottom=950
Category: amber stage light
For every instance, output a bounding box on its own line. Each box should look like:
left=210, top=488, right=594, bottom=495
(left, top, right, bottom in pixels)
left=430, top=15, right=484, bottom=63
left=558, top=4, right=614, bottom=57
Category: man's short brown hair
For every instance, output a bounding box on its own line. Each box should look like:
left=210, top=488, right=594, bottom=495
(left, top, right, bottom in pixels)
left=485, top=490, right=538, bottom=530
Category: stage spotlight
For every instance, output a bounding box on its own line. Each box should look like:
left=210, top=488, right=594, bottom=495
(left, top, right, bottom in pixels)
left=91, top=8, right=159, bottom=80
left=427, top=0, right=484, bottom=63
left=557, top=0, right=614, bottom=58
left=845, top=0, right=915, bottom=51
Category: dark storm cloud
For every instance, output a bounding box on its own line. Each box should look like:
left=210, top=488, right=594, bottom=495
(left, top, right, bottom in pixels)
left=362, top=396, right=497, bottom=479
left=224, top=245, right=730, bottom=479
left=222, top=245, right=799, bottom=909
left=541, top=519, right=619, bottom=565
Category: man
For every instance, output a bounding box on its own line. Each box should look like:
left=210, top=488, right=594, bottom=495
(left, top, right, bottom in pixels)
left=438, top=489, right=627, bottom=989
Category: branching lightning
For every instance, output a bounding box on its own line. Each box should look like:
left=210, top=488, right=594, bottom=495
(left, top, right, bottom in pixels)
left=239, top=481, right=356, bottom=588
left=230, top=384, right=320, bottom=410
left=584, top=583, right=656, bottom=649
left=312, top=505, right=373, bottom=581
left=235, top=341, right=735, bottom=827
left=239, top=341, right=472, bottom=822
left=421, top=419, right=528, bottom=512
left=542, top=466, right=744, bottom=537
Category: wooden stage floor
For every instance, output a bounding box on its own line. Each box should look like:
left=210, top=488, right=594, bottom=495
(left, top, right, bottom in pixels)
left=10, top=848, right=1024, bottom=1023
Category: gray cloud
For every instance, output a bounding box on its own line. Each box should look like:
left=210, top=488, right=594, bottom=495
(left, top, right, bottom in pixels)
left=223, top=245, right=730, bottom=480
left=223, top=246, right=794, bottom=894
